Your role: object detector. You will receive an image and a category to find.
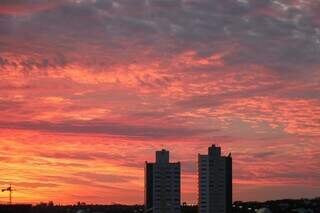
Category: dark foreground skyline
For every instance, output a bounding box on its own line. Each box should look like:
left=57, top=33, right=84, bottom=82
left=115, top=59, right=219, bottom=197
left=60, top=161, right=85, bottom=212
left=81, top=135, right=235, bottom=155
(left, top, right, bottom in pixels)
left=0, top=0, right=319, bottom=204
left=1, top=197, right=320, bottom=213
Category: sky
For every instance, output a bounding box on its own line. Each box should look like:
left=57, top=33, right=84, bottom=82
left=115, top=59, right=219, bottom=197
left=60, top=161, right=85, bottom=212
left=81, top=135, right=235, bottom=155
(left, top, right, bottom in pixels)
left=0, top=0, right=319, bottom=205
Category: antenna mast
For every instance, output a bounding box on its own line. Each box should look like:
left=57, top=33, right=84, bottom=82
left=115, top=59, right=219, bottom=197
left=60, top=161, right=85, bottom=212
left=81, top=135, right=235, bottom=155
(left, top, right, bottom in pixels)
left=1, top=184, right=14, bottom=205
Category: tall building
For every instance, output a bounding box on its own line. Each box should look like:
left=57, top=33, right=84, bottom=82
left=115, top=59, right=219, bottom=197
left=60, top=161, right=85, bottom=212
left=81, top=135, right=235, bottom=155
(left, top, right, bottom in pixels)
left=145, top=149, right=181, bottom=213
left=198, top=145, right=232, bottom=213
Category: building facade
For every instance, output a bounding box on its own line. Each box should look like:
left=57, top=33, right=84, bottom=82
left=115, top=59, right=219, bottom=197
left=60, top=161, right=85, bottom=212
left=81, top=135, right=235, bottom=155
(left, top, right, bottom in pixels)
left=145, top=149, right=181, bottom=213
left=198, top=145, right=232, bottom=213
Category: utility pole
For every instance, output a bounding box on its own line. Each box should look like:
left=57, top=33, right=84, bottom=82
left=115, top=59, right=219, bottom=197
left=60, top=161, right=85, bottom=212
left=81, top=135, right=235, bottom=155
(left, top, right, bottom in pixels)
left=2, top=184, right=14, bottom=205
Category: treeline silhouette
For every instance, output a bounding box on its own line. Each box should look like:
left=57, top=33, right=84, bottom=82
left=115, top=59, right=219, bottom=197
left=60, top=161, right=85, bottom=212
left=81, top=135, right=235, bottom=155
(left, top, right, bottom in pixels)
left=0, top=204, right=196, bottom=213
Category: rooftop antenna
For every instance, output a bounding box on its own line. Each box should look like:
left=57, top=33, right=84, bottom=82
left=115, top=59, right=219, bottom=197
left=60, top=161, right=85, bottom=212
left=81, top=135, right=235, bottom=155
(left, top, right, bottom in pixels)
left=2, top=184, right=14, bottom=205
left=161, top=144, right=165, bottom=149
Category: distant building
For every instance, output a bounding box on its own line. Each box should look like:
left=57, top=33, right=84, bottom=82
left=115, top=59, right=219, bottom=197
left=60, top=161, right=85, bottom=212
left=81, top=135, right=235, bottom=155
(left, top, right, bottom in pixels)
left=198, top=145, right=232, bottom=213
left=257, top=208, right=272, bottom=213
left=292, top=208, right=314, bottom=213
left=145, top=149, right=181, bottom=213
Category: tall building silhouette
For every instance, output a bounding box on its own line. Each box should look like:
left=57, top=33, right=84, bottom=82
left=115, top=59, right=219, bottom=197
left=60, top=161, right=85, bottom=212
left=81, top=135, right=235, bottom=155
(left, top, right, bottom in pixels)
left=198, top=145, right=232, bottom=213
left=145, top=149, right=181, bottom=213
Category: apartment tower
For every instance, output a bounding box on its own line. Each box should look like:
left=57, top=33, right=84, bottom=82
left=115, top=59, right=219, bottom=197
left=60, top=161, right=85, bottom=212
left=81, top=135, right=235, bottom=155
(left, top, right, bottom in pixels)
left=198, top=145, right=232, bottom=213
left=145, top=149, right=181, bottom=213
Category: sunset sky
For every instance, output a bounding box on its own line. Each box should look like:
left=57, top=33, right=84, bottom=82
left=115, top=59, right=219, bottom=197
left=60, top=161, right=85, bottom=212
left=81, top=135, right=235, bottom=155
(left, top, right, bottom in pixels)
left=0, top=0, right=319, bottom=205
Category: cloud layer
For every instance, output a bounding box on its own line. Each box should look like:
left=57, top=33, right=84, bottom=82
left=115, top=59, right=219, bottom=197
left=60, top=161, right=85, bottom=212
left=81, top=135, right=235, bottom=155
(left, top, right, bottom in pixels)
left=0, top=0, right=319, bottom=204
